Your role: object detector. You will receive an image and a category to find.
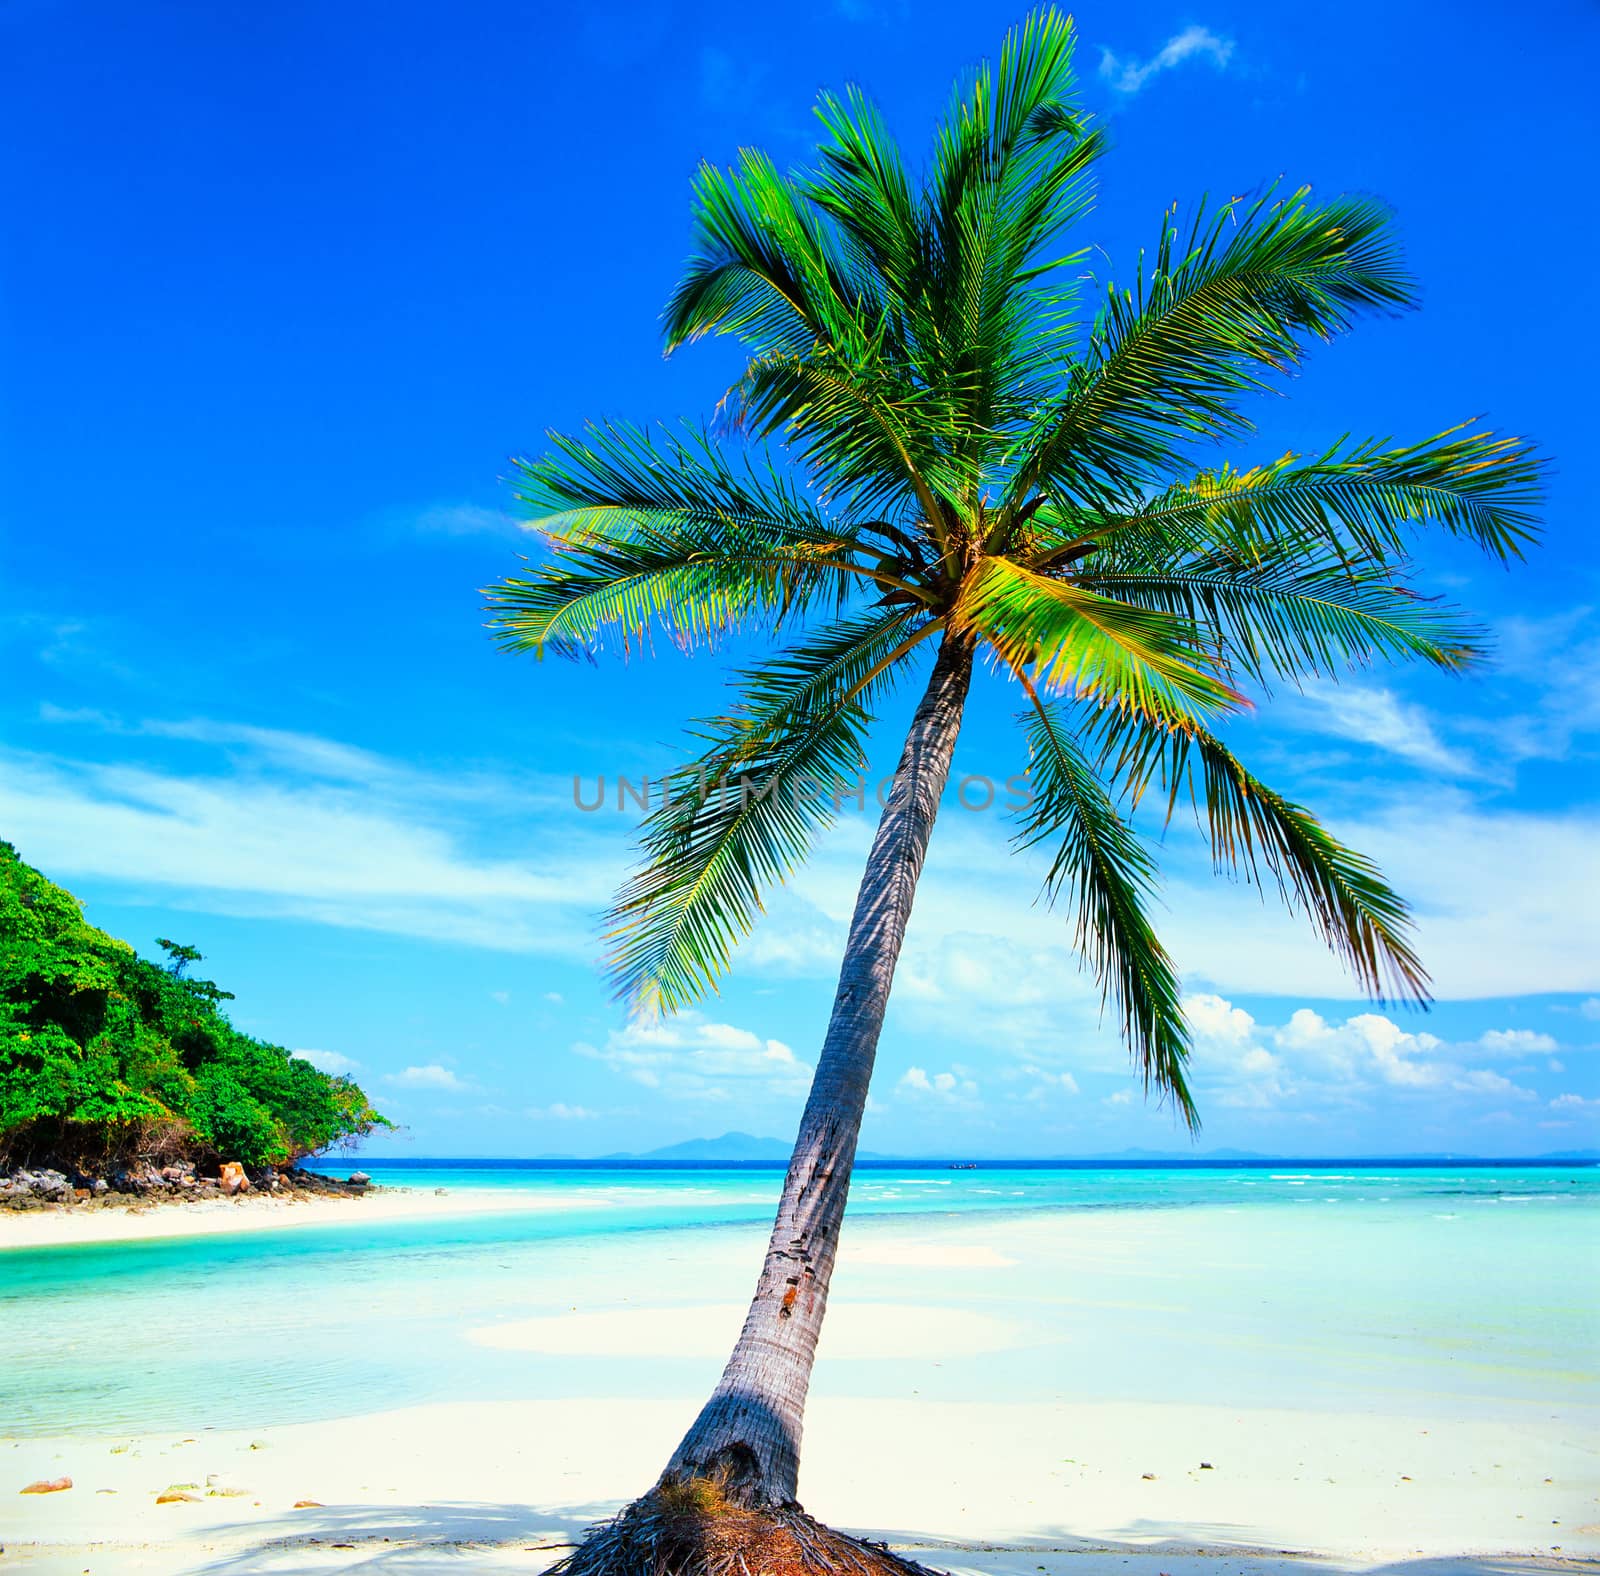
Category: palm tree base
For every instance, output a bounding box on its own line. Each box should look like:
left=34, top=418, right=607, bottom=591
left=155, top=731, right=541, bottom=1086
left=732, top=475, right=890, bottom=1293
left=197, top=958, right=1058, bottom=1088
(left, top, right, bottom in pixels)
left=548, top=1478, right=950, bottom=1576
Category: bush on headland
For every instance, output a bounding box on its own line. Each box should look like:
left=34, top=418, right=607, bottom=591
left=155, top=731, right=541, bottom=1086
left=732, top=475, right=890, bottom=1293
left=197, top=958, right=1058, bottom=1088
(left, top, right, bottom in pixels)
left=0, top=840, right=389, bottom=1187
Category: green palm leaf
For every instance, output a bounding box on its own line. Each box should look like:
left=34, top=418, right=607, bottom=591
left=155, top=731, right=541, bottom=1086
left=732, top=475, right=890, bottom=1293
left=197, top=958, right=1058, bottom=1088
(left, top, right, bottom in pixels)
left=1087, top=711, right=1428, bottom=1004
left=1032, top=427, right=1543, bottom=571
left=606, top=610, right=934, bottom=1010
left=1009, top=186, right=1416, bottom=508
left=496, top=10, right=1547, bottom=1143
left=1015, top=693, right=1196, bottom=1125
left=487, top=422, right=895, bottom=657
left=957, top=555, right=1243, bottom=722
left=1077, top=551, right=1485, bottom=685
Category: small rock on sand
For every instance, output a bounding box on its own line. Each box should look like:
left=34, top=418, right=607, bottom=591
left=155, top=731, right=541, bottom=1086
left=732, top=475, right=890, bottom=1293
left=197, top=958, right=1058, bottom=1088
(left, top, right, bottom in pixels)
left=20, top=1477, right=72, bottom=1494
left=293, top=1499, right=324, bottom=1508
left=156, top=1491, right=199, bottom=1504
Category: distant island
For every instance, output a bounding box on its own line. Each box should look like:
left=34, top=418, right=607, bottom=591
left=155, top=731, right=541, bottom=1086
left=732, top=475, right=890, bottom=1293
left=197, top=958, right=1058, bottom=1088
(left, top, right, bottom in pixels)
left=0, top=841, right=388, bottom=1206
left=331, top=1135, right=1600, bottom=1168
left=620, top=1132, right=806, bottom=1162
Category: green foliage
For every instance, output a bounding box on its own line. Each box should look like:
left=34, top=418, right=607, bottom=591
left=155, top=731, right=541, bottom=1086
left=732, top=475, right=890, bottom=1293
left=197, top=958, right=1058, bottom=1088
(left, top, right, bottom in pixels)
left=0, top=841, right=388, bottom=1170
left=488, top=9, right=1543, bottom=1124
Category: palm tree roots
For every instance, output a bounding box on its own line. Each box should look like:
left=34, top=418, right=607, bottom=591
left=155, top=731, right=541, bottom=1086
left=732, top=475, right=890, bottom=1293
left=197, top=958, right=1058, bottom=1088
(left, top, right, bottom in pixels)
left=548, top=1478, right=950, bottom=1576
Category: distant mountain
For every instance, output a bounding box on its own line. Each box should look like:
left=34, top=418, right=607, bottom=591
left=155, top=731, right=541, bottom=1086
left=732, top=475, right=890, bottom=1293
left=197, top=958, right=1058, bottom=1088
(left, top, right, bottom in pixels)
left=635, top=1132, right=793, bottom=1161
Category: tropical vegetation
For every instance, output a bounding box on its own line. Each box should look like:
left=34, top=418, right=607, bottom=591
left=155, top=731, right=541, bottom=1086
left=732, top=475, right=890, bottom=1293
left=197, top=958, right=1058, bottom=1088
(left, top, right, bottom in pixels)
left=0, top=840, right=388, bottom=1173
left=487, top=10, right=1540, bottom=1570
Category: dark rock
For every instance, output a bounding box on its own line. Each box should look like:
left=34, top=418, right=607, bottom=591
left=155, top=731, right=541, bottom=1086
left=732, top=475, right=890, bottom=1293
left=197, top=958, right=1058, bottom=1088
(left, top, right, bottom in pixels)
left=25, top=1169, right=71, bottom=1200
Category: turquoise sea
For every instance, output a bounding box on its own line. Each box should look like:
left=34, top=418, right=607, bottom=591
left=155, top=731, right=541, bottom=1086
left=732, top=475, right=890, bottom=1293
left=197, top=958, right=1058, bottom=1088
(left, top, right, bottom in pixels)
left=2, top=1161, right=1595, bottom=1440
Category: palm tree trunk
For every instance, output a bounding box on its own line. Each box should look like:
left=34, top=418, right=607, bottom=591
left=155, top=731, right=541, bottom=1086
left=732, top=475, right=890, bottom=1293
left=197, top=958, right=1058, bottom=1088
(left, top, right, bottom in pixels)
left=663, top=629, right=975, bottom=1508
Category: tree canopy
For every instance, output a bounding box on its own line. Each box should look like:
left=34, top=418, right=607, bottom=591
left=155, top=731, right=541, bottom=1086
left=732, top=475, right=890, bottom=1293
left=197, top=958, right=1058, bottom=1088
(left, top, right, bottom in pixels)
left=487, top=9, right=1540, bottom=1128
left=0, top=840, right=388, bottom=1170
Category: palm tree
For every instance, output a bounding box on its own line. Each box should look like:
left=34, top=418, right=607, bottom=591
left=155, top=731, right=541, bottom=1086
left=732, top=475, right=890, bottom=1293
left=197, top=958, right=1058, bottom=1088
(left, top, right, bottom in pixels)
left=488, top=10, right=1539, bottom=1567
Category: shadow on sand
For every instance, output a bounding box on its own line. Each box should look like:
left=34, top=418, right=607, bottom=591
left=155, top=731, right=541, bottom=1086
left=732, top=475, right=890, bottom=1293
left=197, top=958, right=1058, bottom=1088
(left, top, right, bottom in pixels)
left=172, top=1501, right=1589, bottom=1576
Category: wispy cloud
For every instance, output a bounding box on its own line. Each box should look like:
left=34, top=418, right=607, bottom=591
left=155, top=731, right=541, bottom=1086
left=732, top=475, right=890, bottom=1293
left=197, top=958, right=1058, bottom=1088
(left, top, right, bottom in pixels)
left=1290, top=681, right=1479, bottom=777
left=526, top=1102, right=600, bottom=1120
left=386, top=1063, right=476, bottom=1092
left=291, top=1047, right=362, bottom=1076
left=412, top=503, right=530, bottom=539
left=757, top=797, right=1600, bottom=1010
left=575, top=1012, right=810, bottom=1103
left=1, top=716, right=620, bottom=956
left=1099, top=26, right=1234, bottom=95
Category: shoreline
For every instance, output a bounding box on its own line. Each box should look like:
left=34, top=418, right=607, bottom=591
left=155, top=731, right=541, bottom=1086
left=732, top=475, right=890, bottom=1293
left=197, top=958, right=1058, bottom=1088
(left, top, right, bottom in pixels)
left=0, top=1183, right=554, bottom=1251
left=3, top=1192, right=1594, bottom=1571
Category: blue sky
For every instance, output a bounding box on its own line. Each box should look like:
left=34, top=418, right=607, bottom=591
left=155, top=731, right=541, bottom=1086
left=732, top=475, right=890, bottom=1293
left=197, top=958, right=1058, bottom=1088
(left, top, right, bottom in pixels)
left=2, top=0, right=1597, bottom=1158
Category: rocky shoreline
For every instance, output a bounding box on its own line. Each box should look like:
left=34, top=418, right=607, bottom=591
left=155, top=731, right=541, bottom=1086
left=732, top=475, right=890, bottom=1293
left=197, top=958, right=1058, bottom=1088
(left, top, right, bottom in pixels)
left=0, top=1161, right=375, bottom=1212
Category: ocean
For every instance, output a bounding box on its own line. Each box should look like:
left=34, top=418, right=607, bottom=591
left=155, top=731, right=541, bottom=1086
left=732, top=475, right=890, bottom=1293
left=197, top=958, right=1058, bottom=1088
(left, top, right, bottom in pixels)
left=2, top=1160, right=1595, bottom=1440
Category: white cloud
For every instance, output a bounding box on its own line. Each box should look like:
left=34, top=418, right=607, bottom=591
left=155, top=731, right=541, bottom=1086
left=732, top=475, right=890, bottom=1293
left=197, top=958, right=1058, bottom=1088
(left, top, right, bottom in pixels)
left=291, top=1047, right=361, bottom=1075
left=1185, top=993, right=1257, bottom=1047
left=412, top=503, right=529, bottom=538
left=1017, top=1066, right=1080, bottom=1100
left=1181, top=993, right=1547, bottom=1113
left=1290, top=682, right=1477, bottom=777
left=1550, top=1093, right=1600, bottom=1112
left=0, top=723, right=620, bottom=956
left=40, top=707, right=400, bottom=785
left=1582, top=999, right=1600, bottom=1022
left=762, top=799, right=1600, bottom=1011
left=386, top=1064, right=473, bottom=1091
left=1451, top=1068, right=1534, bottom=1099
left=1099, top=26, right=1233, bottom=94
left=1477, top=1028, right=1558, bottom=1055
left=576, top=1012, right=810, bottom=1102
left=898, top=1066, right=980, bottom=1104
left=527, top=1102, right=599, bottom=1120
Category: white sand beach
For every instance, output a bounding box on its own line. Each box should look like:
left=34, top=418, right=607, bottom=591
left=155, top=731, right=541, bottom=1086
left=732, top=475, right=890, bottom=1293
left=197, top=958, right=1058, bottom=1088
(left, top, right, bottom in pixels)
left=3, top=1391, right=1595, bottom=1574
left=0, top=1184, right=554, bottom=1251
left=3, top=1185, right=1595, bottom=1574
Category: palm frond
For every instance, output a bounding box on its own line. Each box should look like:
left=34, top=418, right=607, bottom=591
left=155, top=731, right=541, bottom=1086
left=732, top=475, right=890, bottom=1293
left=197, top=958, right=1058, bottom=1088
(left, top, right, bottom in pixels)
left=486, top=531, right=853, bottom=660
left=1077, top=551, right=1486, bottom=686
left=924, top=8, right=1106, bottom=435
left=663, top=149, right=876, bottom=359
left=1087, top=711, right=1429, bottom=1003
left=509, top=421, right=850, bottom=549
left=957, top=555, right=1244, bottom=722
left=1009, top=186, right=1416, bottom=507
left=1032, top=426, right=1543, bottom=571
left=730, top=347, right=968, bottom=528
left=606, top=611, right=934, bottom=1009
left=487, top=422, right=889, bottom=657
left=1015, top=692, right=1196, bottom=1125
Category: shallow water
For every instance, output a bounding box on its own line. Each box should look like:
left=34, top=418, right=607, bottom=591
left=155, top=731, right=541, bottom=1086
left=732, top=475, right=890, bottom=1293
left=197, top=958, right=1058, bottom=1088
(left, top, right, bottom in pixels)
left=2, top=1163, right=1594, bottom=1437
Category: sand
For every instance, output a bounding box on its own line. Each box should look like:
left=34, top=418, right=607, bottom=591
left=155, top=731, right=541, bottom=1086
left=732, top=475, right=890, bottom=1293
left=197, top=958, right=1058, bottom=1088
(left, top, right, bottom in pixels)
left=2, top=1394, right=1594, bottom=1573
left=0, top=1185, right=555, bottom=1251
left=2, top=1194, right=1594, bottom=1574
